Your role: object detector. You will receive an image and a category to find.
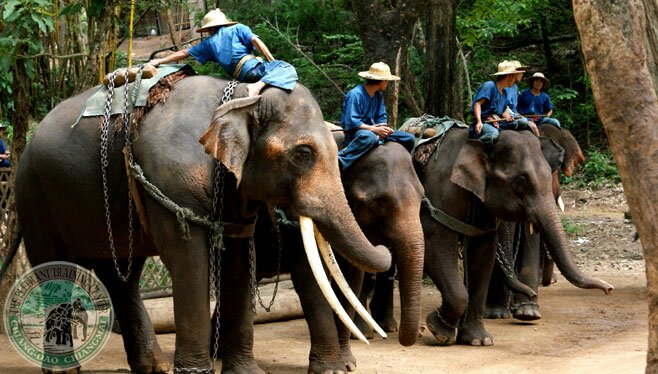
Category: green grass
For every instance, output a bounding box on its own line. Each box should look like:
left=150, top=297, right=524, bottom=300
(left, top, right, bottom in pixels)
left=562, top=219, right=584, bottom=236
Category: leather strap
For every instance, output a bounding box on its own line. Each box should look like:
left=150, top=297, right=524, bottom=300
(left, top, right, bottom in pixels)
left=233, top=54, right=256, bottom=78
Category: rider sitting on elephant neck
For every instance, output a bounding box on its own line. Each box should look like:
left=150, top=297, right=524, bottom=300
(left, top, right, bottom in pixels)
left=517, top=72, right=562, bottom=129
left=470, top=61, right=534, bottom=145
left=147, top=9, right=298, bottom=97
left=337, top=62, right=415, bottom=170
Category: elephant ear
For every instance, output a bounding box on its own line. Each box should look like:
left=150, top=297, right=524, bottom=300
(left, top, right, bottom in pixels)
left=199, top=96, right=261, bottom=185
left=539, top=136, right=565, bottom=172
left=450, top=139, right=489, bottom=202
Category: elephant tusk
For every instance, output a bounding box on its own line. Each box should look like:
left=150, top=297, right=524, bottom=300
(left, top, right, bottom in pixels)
left=529, top=222, right=534, bottom=236
left=557, top=196, right=565, bottom=213
left=299, top=216, right=370, bottom=345
left=313, top=225, right=388, bottom=339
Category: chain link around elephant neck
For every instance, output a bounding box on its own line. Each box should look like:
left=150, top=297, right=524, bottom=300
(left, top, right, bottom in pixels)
left=251, top=207, right=283, bottom=314
left=100, top=67, right=145, bottom=282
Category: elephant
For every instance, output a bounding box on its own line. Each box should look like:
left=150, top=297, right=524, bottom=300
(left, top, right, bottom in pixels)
left=15, top=76, right=392, bottom=373
left=486, top=124, right=587, bottom=321
left=238, top=139, right=424, bottom=374
left=44, top=303, right=75, bottom=348
left=418, top=127, right=612, bottom=346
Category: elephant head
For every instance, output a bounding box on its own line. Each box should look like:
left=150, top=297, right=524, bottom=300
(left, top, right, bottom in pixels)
left=538, top=124, right=585, bottom=177
left=340, top=142, right=425, bottom=346
left=450, top=130, right=613, bottom=294
left=198, top=83, right=391, bottom=275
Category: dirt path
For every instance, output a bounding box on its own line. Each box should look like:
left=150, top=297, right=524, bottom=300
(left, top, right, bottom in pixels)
left=0, top=186, right=649, bottom=373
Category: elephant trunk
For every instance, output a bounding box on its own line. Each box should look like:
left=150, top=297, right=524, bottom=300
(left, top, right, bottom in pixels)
left=311, top=192, right=392, bottom=274
left=388, top=211, right=424, bottom=346
left=535, top=198, right=614, bottom=294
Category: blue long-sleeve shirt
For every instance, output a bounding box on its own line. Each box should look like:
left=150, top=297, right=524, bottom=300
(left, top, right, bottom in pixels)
left=517, top=89, right=554, bottom=116
left=0, top=139, right=9, bottom=167
left=340, top=85, right=387, bottom=145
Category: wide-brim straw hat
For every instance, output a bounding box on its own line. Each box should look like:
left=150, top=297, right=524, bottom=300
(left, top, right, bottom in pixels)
left=510, top=60, right=530, bottom=71
left=491, top=60, right=522, bottom=76
left=358, top=62, right=401, bottom=81
left=197, top=9, right=237, bottom=33
left=526, top=72, right=551, bottom=90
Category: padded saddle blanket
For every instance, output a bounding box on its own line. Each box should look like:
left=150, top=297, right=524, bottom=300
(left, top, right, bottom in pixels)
left=401, top=114, right=468, bottom=169
left=81, top=64, right=192, bottom=117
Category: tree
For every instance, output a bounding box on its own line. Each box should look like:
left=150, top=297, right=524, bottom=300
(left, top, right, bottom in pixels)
left=424, top=0, right=463, bottom=119
left=572, top=1, right=658, bottom=371
left=350, top=0, right=428, bottom=127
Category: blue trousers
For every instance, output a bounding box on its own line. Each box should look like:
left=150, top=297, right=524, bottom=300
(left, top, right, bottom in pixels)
left=468, top=123, right=499, bottom=144
left=537, top=117, right=561, bottom=128
left=338, top=129, right=415, bottom=170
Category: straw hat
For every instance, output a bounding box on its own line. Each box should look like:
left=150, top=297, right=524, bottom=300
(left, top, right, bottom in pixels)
left=510, top=60, right=530, bottom=71
left=0, top=123, right=7, bottom=129
left=358, top=62, right=401, bottom=81
left=197, top=9, right=237, bottom=33
left=490, top=60, right=521, bottom=76
left=526, top=72, right=551, bottom=90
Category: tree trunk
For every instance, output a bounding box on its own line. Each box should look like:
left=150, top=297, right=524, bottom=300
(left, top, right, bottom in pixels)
left=166, top=8, right=182, bottom=50
left=350, top=0, right=427, bottom=127
left=424, top=0, right=463, bottom=119
left=539, top=15, right=557, bottom=76
left=78, top=4, right=115, bottom=90
left=573, top=1, right=658, bottom=372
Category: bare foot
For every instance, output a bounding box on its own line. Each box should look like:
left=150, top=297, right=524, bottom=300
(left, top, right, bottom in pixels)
left=247, top=81, right=266, bottom=97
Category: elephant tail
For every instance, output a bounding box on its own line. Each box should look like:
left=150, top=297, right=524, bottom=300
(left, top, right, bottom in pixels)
left=0, top=224, right=22, bottom=281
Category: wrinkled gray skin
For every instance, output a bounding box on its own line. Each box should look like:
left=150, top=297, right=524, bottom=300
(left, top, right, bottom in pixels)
left=15, top=77, right=391, bottom=373
left=419, top=128, right=612, bottom=346
left=246, top=141, right=424, bottom=374
left=486, top=125, right=586, bottom=321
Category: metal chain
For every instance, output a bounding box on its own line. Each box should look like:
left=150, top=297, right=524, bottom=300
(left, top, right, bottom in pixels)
left=248, top=237, right=258, bottom=316
left=252, top=209, right=283, bottom=313
left=510, top=300, right=539, bottom=313
left=435, top=309, right=457, bottom=329
left=174, top=367, right=214, bottom=373
left=208, top=81, right=237, bottom=363
left=100, top=70, right=134, bottom=282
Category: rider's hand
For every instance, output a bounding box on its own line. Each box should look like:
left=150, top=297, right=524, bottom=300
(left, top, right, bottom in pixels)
left=475, top=122, right=483, bottom=134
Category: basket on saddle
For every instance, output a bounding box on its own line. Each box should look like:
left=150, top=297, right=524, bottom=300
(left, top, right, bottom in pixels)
left=399, top=114, right=468, bottom=170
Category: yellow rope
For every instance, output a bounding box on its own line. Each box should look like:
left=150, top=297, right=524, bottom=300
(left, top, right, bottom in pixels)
left=127, top=0, right=135, bottom=67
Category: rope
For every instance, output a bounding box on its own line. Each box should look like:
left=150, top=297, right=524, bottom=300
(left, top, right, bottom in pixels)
left=129, top=163, right=217, bottom=239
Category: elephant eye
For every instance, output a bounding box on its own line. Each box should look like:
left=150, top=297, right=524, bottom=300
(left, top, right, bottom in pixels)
left=513, top=175, right=528, bottom=193
left=289, top=145, right=316, bottom=171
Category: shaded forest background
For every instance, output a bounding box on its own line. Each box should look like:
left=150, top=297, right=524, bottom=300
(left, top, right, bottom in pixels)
left=0, top=0, right=619, bottom=187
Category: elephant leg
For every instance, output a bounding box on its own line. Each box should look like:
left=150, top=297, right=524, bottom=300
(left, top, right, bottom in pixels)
left=540, top=241, right=557, bottom=286
left=218, top=238, right=264, bottom=374
left=352, top=272, right=375, bottom=340
left=289, top=245, right=346, bottom=374
left=423, top=230, right=465, bottom=346
left=92, top=257, right=170, bottom=373
left=513, top=225, right=541, bottom=321
left=457, top=234, right=495, bottom=346
left=334, top=262, right=363, bottom=372
left=370, top=266, right=398, bottom=332
left=485, top=223, right=515, bottom=319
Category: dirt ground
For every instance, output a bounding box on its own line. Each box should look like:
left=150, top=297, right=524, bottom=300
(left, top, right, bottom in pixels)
left=0, top=184, right=649, bottom=373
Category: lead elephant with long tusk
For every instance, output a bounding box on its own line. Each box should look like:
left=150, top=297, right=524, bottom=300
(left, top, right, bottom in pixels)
left=15, top=77, right=391, bottom=373
left=237, top=139, right=424, bottom=374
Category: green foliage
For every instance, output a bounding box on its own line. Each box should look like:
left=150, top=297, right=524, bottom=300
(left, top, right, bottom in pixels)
left=561, top=149, right=621, bottom=188
left=562, top=219, right=584, bottom=236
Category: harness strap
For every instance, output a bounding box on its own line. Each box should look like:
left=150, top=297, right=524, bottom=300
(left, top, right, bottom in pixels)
left=422, top=196, right=497, bottom=237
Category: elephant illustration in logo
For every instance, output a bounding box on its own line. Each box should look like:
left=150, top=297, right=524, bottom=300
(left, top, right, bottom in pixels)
left=43, top=299, right=88, bottom=348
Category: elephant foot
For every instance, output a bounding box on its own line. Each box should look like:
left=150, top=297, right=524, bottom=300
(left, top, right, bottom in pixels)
left=374, top=314, right=398, bottom=332
left=129, top=341, right=171, bottom=373
left=308, top=362, right=348, bottom=374
left=221, top=361, right=266, bottom=374
left=512, top=302, right=541, bottom=321
left=457, top=322, right=493, bottom=346
left=484, top=304, right=511, bottom=319
left=341, top=346, right=357, bottom=372
left=425, top=310, right=456, bottom=346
